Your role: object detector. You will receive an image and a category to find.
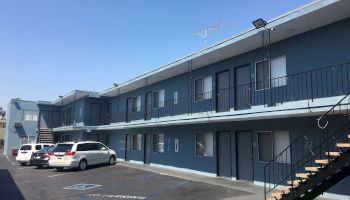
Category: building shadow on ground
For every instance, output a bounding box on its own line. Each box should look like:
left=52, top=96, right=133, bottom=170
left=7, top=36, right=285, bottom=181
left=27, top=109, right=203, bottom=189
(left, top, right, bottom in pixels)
left=0, top=169, right=25, bottom=200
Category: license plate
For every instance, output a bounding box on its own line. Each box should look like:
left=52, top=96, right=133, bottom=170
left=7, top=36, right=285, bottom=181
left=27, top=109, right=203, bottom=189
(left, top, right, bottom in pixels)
left=57, top=157, right=62, bottom=159
left=36, top=156, right=41, bottom=159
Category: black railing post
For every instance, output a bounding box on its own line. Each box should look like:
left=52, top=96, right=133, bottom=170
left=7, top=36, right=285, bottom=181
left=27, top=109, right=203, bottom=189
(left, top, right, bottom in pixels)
left=310, top=71, right=314, bottom=102
left=264, top=166, right=266, bottom=200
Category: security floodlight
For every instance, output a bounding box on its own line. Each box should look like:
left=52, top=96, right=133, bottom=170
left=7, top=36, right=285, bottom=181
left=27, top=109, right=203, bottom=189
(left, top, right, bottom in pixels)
left=59, top=95, right=63, bottom=98
left=252, top=18, right=267, bottom=29
left=113, top=83, right=119, bottom=87
left=16, top=97, right=20, bottom=101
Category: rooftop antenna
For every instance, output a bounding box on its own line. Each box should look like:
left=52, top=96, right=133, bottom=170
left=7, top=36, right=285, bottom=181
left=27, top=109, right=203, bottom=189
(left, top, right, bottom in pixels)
left=193, top=22, right=222, bottom=48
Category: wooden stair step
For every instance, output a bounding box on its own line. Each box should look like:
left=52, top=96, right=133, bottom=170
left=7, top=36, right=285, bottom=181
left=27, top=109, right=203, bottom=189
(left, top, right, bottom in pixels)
left=280, top=186, right=292, bottom=193
left=305, top=166, right=320, bottom=172
left=315, top=159, right=329, bottom=164
left=337, top=143, right=350, bottom=148
left=287, top=180, right=303, bottom=186
left=296, top=173, right=312, bottom=179
left=271, top=191, right=283, bottom=199
left=325, top=152, right=341, bottom=156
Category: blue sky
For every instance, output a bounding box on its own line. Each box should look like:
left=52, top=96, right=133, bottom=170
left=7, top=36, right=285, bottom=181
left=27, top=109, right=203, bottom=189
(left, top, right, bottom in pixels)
left=0, top=0, right=313, bottom=111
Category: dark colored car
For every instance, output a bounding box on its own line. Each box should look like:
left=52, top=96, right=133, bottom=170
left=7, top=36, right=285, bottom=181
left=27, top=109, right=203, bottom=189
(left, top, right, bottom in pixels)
left=30, top=145, right=55, bottom=168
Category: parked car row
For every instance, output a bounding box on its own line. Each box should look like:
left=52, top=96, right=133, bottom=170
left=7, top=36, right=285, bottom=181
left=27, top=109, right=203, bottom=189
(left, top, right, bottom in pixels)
left=15, top=141, right=117, bottom=171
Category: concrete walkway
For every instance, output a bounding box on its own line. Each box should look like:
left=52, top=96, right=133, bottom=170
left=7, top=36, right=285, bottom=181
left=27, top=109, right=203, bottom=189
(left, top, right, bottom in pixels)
left=118, top=161, right=334, bottom=200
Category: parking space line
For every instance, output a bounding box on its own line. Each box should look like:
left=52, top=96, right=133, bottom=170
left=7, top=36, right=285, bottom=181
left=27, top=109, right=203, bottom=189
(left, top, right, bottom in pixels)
left=11, top=162, right=15, bottom=166
left=48, top=173, right=69, bottom=178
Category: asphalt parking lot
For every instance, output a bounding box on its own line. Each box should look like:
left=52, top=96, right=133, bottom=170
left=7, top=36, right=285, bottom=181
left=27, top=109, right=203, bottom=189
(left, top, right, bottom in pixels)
left=0, top=155, right=253, bottom=200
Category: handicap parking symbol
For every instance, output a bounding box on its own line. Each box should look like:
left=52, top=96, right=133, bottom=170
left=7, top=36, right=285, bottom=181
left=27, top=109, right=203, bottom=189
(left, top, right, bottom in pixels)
left=63, top=183, right=102, bottom=191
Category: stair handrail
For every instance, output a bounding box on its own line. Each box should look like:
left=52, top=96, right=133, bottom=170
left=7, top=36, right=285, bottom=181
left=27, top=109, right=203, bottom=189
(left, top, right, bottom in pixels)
left=263, top=92, right=350, bottom=199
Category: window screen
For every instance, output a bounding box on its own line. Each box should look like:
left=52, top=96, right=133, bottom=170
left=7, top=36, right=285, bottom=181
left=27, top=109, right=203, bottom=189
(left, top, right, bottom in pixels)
left=256, top=60, right=270, bottom=90
left=274, top=131, right=290, bottom=163
left=203, top=76, right=212, bottom=99
left=153, top=134, right=164, bottom=153
left=258, top=131, right=273, bottom=162
left=195, top=133, right=213, bottom=157
left=132, top=134, right=142, bottom=151
left=271, top=56, right=287, bottom=87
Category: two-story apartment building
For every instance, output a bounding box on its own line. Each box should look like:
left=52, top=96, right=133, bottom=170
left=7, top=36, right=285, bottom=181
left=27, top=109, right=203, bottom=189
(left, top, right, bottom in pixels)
left=5, top=0, right=350, bottom=199
left=4, top=99, right=39, bottom=155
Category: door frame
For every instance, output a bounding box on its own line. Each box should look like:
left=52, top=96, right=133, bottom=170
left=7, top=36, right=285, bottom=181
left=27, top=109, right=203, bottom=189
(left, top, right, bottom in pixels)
left=216, top=130, right=232, bottom=177
left=234, top=64, right=251, bottom=110
left=235, top=130, right=254, bottom=182
left=215, top=70, right=231, bottom=112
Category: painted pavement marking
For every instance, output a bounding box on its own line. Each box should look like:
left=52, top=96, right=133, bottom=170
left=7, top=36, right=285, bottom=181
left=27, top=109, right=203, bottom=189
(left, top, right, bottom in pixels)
left=63, top=183, right=102, bottom=191
left=85, top=194, right=147, bottom=199
left=48, top=173, right=70, bottom=178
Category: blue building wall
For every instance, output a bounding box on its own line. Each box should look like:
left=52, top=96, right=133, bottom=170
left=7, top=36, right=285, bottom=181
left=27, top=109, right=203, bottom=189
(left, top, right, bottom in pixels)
left=4, top=100, right=39, bottom=155
left=103, top=115, right=350, bottom=196
left=109, top=17, right=350, bottom=122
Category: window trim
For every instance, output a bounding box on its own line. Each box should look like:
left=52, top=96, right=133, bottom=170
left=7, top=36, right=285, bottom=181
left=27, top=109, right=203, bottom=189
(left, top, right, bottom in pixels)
left=257, top=131, right=274, bottom=163
left=255, top=59, right=271, bottom=91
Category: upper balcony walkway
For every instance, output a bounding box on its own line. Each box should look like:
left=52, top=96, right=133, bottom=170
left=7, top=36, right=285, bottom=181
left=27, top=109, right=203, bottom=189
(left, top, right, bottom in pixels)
left=53, top=62, right=350, bottom=132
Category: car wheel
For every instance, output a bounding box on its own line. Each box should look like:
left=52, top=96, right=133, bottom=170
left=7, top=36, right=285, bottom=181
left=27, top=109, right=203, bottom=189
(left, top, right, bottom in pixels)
left=56, top=167, right=64, bottom=172
left=78, top=159, right=87, bottom=171
left=36, top=165, right=43, bottom=169
left=109, top=156, right=115, bottom=165
left=20, top=162, right=26, bottom=166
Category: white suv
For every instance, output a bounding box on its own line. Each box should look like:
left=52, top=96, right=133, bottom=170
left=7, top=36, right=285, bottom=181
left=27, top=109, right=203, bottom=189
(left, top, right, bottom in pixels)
left=16, top=143, right=53, bottom=166
left=49, top=141, right=116, bottom=171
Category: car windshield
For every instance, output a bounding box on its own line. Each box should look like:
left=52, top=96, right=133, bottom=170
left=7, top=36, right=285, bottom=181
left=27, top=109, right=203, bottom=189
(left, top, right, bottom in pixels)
left=53, top=144, right=73, bottom=152
left=20, top=145, right=32, bottom=150
left=38, top=146, right=55, bottom=153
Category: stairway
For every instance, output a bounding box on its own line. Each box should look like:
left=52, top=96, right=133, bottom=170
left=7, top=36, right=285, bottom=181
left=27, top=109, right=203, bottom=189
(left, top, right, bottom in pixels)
left=38, top=128, right=54, bottom=143
left=264, top=94, right=350, bottom=200
left=267, top=136, right=350, bottom=200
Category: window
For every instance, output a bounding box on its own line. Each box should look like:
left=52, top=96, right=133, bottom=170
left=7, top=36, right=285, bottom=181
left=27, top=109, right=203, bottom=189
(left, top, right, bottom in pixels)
left=194, top=78, right=203, bottom=101
left=53, top=144, right=73, bottom=152
left=153, top=134, right=164, bottom=153
left=97, top=143, right=108, bottom=150
left=203, top=76, right=212, bottom=99
left=274, top=131, right=290, bottom=164
left=20, top=145, right=32, bottom=150
left=256, top=60, right=270, bottom=90
left=153, top=90, right=165, bottom=108
left=77, top=144, right=88, bottom=151
left=195, top=133, right=213, bottom=157
left=258, top=131, right=273, bottom=162
left=131, top=96, right=141, bottom=112
left=195, top=76, right=212, bottom=101
left=64, top=135, right=71, bottom=142
left=258, top=131, right=290, bottom=163
left=35, top=145, right=42, bottom=150
left=23, top=110, right=38, bottom=121
left=132, top=134, right=142, bottom=151
left=153, top=91, right=159, bottom=109
left=271, top=56, right=287, bottom=87
left=173, top=91, right=178, bottom=104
